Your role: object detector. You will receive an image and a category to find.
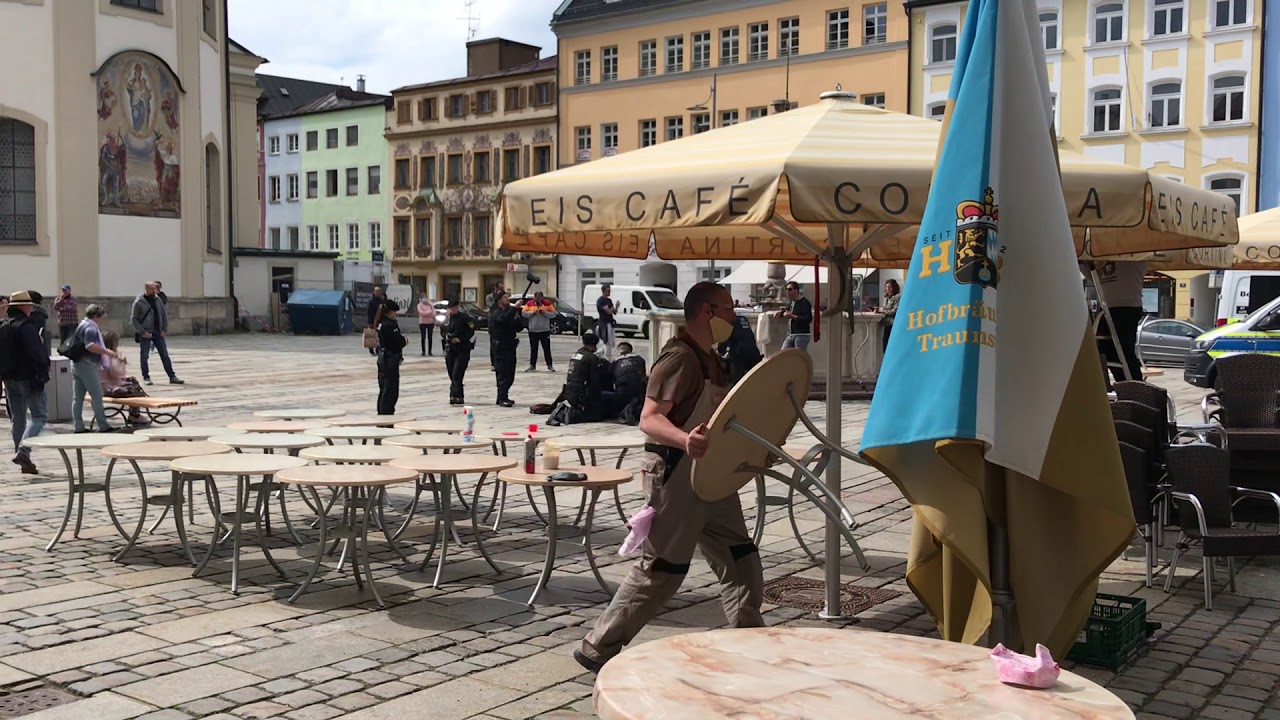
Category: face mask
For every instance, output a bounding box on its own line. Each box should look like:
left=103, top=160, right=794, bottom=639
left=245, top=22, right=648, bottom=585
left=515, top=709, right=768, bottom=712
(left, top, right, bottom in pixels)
left=710, top=315, right=734, bottom=344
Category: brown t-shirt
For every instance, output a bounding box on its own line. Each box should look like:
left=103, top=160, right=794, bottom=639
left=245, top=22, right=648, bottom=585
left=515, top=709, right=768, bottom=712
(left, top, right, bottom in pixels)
left=646, top=333, right=728, bottom=430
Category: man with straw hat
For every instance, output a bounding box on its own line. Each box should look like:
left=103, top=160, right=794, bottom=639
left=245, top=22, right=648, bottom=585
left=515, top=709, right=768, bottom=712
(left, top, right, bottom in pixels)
left=0, top=291, right=51, bottom=474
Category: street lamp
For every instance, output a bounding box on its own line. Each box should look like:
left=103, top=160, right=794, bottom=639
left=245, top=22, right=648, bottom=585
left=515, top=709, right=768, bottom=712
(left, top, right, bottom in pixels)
left=688, top=74, right=718, bottom=277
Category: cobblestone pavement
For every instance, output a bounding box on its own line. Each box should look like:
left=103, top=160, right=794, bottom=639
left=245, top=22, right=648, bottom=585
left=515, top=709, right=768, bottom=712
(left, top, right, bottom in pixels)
left=0, top=333, right=1275, bottom=719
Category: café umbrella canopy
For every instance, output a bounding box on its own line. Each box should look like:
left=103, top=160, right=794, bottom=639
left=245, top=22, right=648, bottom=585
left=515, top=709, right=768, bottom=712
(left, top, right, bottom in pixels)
left=1233, top=206, right=1280, bottom=269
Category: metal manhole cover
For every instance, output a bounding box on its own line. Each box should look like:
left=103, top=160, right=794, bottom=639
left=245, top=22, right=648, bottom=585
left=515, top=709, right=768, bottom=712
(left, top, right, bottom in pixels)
left=763, top=577, right=902, bottom=616
left=0, top=687, right=79, bottom=718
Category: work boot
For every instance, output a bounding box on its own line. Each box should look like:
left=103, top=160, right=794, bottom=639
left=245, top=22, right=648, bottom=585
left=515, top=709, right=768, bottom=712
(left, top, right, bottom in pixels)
left=169, top=377, right=185, bottom=385
left=526, top=365, right=536, bottom=372
left=497, top=399, right=515, bottom=408
left=573, top=649, right=605, bottom=674
left=547, top=365, right=556, bottom=373
left=12, top=453, right=37, bottom=475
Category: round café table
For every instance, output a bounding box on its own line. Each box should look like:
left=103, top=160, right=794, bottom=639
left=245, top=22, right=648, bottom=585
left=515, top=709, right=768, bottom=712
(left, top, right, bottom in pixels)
left=594, top=628, right=1135, bottom=720
left=298, top=444, right=419, bottom=464
left=326, top=414, right=417, bottom=428
left=493, top=464, right=631, bottom=606
left=102, top=441, right=230, bottom=564
left=227, top=420, right=331, bottom=434
left=276, top=464, right=418, bottom=609
left=382, top=434, right=478, bottom=542
left=476, top=426, right=565, bottom=528
left=209, top=433, right=327, bottom=544
left=170, top=453, right=309, bottom=594
left=134, top=426, right=246, bottom=528
left=389, top=454, right=516, bottom=588
left=311, top=426, right=410, bottom=446
left=27, top=434, right=147, bottom=552
left=542, top=434, right=646, bottom=527
left=395, top=419, right=463, bottom=435
left=253, top=408, right=347, bottom=421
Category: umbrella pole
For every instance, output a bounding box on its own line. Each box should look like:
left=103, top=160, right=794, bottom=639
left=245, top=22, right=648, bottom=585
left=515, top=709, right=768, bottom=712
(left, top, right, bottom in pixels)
left=985, top=459, right=1015, bottom=648
left=819, top=253, right=850, bottom=620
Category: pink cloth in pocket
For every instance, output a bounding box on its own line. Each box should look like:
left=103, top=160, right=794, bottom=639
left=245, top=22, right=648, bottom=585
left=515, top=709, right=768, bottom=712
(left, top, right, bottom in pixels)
left=619, top=505, right=656, bottom=557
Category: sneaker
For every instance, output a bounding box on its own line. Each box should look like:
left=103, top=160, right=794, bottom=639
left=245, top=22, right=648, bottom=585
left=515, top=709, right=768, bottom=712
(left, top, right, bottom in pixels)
left=547, top=366, right=556, bottom=373
left=525, top=366, right=536, bottom=373
left=169, top=378, right=185, bottom=385
left=573, top=649, right=605, bottom=674
left=143, top=378, right=153, bottom=386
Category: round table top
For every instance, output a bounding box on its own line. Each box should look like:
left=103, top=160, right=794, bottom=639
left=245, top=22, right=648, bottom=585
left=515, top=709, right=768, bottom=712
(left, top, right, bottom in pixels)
left=594, top=628, right=1134, bottom=720
left=325, top=414, right=418, bottom=427
left=544, top=435, right=648, bottom=451
left=298, top=444, right=419, bottom=464
left=311, top=426, right=411, bottom=441
left=227, top=420, right=332, bottom=433
left=384, top=434, right=479, bottom=451
left=103, top=441, right=231, bottom=461
left=390, top=454, right=518, bottom=475
left=497, top=464, right=632, bottom=488
left=395, top=419, right=463, bottom=434
left=136, top=426, right=247, bottom=441
left=692, top=350, right=812, bottom=502
left=209, top=433, right=326, bottom=451
left=475, top=427, right=564, bottom=442
left=26, top=434, right=147, bottom=451
left=170, top=453, right=309, bottom=476
left=253, top=408, right=347, bottom=420
left=275, top=464, right=418, bottom=488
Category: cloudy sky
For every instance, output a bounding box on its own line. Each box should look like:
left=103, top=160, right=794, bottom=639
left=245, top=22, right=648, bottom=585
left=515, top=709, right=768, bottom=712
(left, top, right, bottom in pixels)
left=227, top=0, right=561, bottom=94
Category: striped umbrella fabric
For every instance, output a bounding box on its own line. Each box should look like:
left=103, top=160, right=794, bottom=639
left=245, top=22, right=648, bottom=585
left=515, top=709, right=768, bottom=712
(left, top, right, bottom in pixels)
left=1234, top=207, right=1280, bottom=269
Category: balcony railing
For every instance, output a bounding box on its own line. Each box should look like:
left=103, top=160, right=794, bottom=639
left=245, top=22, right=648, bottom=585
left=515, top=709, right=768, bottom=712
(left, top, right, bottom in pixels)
left=394, top=245, right=411, bottom=260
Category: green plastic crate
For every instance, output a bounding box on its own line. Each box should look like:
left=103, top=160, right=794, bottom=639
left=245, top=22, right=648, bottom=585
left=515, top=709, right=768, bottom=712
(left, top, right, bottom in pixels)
left=1066, top=593, right=1147, bottom=669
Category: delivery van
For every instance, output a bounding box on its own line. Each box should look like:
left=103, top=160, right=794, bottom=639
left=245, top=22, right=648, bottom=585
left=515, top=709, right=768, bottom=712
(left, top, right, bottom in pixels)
left=1213, top=270, right=1280, bottom=326
left=582, top=284, right=684, bottom=338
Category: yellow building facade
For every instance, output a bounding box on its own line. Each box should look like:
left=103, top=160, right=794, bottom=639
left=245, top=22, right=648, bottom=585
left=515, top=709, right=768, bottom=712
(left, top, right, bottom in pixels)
left=553, top=0, right=911, bottom=165
left=385, top=39, right=558, bottom=302
left=908, top=0, right=1262, bottom=322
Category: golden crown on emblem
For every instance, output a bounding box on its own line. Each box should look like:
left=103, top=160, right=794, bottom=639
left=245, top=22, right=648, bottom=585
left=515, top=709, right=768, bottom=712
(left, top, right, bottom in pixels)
left=955, top=187, right=999, bottom=229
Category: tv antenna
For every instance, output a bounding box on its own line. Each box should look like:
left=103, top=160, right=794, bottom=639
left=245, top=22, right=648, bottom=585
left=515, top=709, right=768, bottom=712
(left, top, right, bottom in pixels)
left=460, top=0, right=479, bottom=40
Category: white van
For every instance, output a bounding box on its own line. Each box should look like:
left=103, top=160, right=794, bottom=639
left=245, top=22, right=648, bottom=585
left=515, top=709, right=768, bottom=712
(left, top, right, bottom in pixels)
left=582, top=284, right=684, bottom=338
left=1213, top=270, right=1280, bottom=326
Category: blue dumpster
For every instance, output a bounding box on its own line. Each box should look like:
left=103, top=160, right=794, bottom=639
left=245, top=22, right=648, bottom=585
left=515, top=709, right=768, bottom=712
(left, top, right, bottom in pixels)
left=286, top=290, right=353, bottom=335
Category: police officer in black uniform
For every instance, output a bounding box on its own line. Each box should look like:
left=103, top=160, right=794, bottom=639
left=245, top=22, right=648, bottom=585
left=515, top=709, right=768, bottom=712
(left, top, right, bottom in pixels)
left=611, top=342, right=647, bottom=425
left=375, top=300, right=407, bottom=415
left=443, top=299, right=476, bottom=406
left=564, top=332, right=613, bottom=423
left=489, top=292, right=521, bottom=407
left=718, top=313, right=763, bottom=386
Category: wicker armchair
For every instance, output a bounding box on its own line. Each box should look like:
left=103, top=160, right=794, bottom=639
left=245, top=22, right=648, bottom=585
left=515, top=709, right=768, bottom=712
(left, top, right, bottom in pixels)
left=1114, top=380, right=1226, bottom=447
left=1162, top=444, right=1280, bottom=610
left=1117, top=437, right=1160, bottom=587
left=1202, top=355, right=1280, bottom=522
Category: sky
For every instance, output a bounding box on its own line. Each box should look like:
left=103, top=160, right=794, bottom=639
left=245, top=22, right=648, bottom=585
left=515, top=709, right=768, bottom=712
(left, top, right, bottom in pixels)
left=227, top=0, right=561, bottom=94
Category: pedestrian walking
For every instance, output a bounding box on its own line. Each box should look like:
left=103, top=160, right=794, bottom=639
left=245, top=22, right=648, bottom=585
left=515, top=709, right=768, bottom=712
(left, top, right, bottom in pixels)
left=71, top=304, right=123, bottom=433
left=416, top=297, right=436, bottom=357
left=365, top=286, right=385, bottom=356
left=522, top=291, right=555, bottom=372
left=489, top=292, right=520, bottom=407
left=130, top=281, right=184, bottom=385
left=53, top=285, right=78, bottom=341
left=880, top=279, right=901, bottom=353
left=596, top=284, right=617, bottom=361
left=576, top=282, right=762, bottom=674
left=778, top=281, right=813, bottom=352
left=443, top=299, right=476, bottom=406
left=0, top=291, right=51, bottom=474
left=375, top=300, right=406, bottom=415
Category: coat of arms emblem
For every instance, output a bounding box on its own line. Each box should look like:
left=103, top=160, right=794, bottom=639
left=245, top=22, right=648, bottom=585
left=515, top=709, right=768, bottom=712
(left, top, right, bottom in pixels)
left=954, top=188, right=1000, bottom=289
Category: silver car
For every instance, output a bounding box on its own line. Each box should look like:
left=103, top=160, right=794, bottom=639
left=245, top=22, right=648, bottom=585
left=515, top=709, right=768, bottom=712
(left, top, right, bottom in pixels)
left=1135, top=317, right=1204, bottom=367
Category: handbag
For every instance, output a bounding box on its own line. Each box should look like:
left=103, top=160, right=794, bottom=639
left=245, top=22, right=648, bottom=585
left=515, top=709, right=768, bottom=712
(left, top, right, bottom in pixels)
left=362, top=327, right=377, bottom=349
left=58, top=334, right=89, bottom=362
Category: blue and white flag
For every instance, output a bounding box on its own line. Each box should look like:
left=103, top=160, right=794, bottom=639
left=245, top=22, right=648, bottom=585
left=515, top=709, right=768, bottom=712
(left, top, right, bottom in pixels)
left=860, top=0, right=1133, bottom=656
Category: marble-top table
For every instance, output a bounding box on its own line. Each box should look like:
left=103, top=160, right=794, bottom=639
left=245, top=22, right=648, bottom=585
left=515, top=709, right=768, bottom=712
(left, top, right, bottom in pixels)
left=136, top=426, right=246, bottom=441
left=227, top=420, right=332, bottom=434
left=253, top=408, right=347, bottom=420
left=27, top=433, right=147, bottom=552
left=594, top=628, right=1135, bottom=720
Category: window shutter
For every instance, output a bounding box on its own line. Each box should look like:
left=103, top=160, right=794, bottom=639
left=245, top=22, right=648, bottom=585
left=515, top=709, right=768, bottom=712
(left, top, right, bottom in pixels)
left=470, top=94, right=478, bottom=114
left=524, top=145, right=531, bottom=178
left=438, top=153, right=445, bottom=187
left=548, top=82, right=557, bottom=104
left=519, top=86, right=528, bottom=109
left=494, top=151, right=501, bottom=184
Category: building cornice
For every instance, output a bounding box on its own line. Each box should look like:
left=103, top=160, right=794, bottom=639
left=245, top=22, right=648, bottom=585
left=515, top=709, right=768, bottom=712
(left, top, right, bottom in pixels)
left=392, top=69, right=557, bottom=98
left=553, top=0, right=800, bottom=37
left=386, top=116, right=558, bottom=141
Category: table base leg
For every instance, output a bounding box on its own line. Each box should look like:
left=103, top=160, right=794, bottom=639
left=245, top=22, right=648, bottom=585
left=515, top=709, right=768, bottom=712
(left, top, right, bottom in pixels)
left=527, top=486, right=560, bottom=607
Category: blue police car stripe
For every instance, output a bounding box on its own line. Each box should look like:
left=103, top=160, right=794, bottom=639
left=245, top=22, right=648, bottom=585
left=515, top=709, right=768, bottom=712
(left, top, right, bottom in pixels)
left=1210, top=338, right=1280, bottom=353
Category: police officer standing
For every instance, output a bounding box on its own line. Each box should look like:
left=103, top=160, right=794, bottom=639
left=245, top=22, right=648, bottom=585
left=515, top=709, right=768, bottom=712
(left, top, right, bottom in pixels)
left=443, top=299, right=476, bottom=406
left=489, top=292, right=520, bottom=408
left=374, top=300, right=406, bottom=415
left=564, top=332, right=612, bottom=423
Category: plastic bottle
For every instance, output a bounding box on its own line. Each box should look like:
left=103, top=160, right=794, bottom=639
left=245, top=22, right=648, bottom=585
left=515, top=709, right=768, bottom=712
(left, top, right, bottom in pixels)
left=523, top=427, right=537, bottom=474
left=462, top=406, right=475, bottom=442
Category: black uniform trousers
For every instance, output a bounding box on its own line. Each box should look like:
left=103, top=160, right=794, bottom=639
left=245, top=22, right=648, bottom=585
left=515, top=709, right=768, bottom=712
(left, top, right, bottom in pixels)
left=494, top=342, right=517, bottom=401
left=376, top=352, right=401, bottom=414
left=446, top=347, right=471, bottom=400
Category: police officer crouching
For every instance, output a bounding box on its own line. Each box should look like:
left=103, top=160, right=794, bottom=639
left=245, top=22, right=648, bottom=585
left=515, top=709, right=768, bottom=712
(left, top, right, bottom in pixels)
left=375, top=300, right=406, bottom=415
left=443, top=299, right=476, bottom=406
left=611, top=342, right=647, bottom=425
left=564, top=332, right=612, bottom=423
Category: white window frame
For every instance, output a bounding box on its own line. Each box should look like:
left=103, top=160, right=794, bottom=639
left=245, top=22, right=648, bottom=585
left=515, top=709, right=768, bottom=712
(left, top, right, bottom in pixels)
left=1092, top=2, right=1125, bottom=44
left=268, top=135, right=280, bottom=155
left=1205, top=173, right=1245, bottom=214
left=827, top=9, right=849, bottom=50
left=347, top=222, right=360, bottom=252
left=307, top=225, right=319, bottom=251
left=268, top=175, right=281, bottom=203
left=927, top=102, right=947, bottom=121
left=1211, top=0, right=1248, bottom=29
left=287, top=226, right=300, bottom=251
left=1209, top=73, right=1247, bottom=124
left=1151, top=0, right=1185, bottom=36
left=601, top=45, right=618, bottom=82
left=327, top=224, right=340, bottom=251
left=601, top=122, right=618, bottom=152
left=369, top=221, right=382, bottom=250
left=1090, top=87, right=1124, bottom=133
left=576, top=126, right=592, bottom=152
left=268, top=227, right=281, bottom=249
left=286, top=173, right=299, bottom=202
left=748, top=22, right=769, bottom=62
left=779, top=17, right=800, bottom=57
left=863, top=3, right=888, bottom=45
left=1040, top=10, right=1060, bottom=50
left=698, top=266, right=731, bottom=283
left=862, top=93, right=886, bottom=108
left=640, top=40, right=657, bottom=77
left=691, top=31, right=711, bottom=70
left=929, top=23, right=957, bottom=64
left=640, top=119, right=657, bottom=147
left=692, top=113, right=711, bottom=134
left=665, top=35, right=684, bottom=73
left=721, top=27, right=740, bottom=65
left=575, top=50, right=591, bottom=86
left=747, top=106, right=768, bottom=120
left=286, top=133, right=299, bottom=153
left=1147, top=80, right=1183, bottom=129
left=721, top=109, right=740, bottom=126
left=666, top=116, right=684, bottom=140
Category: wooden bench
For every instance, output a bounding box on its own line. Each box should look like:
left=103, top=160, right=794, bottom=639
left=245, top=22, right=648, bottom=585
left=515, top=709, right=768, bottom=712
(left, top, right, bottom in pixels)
left=99, top=397, right=199, bottom=427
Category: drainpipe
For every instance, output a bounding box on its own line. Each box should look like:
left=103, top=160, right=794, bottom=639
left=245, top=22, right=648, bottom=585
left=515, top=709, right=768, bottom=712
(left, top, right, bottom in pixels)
left=1257, top=3, right=1269, bottom=211
left=904, top=2, right=913, bottom=115
left=223, top=6, right=239, bottom=324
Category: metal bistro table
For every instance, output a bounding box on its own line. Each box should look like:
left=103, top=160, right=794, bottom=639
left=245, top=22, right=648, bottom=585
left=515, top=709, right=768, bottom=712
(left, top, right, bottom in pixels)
left=254, top=408, right=347, bottom=421
left=389, top=453, right=516, bottom=587
left=311, top=426, right=410, bottom=446
left=134, top=426, right=247, bottom=528
left=395, top=419, right=463, bottom=435
left=276, top=464, right=418, bottom=609
left=27, top=434, right=147, bottom=552
left=102, top=440, right=230, bottom=563
left=382, top=433, right=480, bottom=542
left=209, top=433, right=327, bottom=544
left=170, top=453, right=309, bottom=594
left=493, top=464, right=631, bottom=606
left=226, top=420, right=332, bottom=434
left=476, top=427, right=564, bottom=529
left=594, top=628, right=1135, bottom=720
left=326, top=414, right=418, bottom=428
left=542, top=434, right=646, bottom=526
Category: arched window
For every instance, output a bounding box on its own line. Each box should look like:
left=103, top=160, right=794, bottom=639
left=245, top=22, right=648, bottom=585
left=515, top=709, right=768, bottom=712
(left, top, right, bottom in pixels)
left=1148, top=81, right=1182, bottom=128
left=0, top=118, right=36, bottom=246
left=927, top=102, right=947, bottom=121
left=1091, top=88, right=1123, bottom=133
left=930, top=24, right=957, bottom=63
left=1040, top=11, right=1060, bottom=50
left=204, top=143, right=221, bottom=252
left=1093, top=2, right=1125, bottom=43
left=1207, top=175, right=1244, bottom=213
left=1211, top=74, right=1246, bottom=123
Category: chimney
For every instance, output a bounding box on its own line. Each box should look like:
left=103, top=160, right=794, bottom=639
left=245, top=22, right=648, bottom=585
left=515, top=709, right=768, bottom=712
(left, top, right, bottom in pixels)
left=356, top=75, right=366, bottom=92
